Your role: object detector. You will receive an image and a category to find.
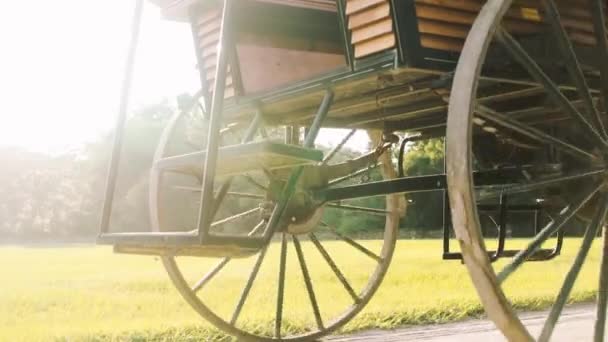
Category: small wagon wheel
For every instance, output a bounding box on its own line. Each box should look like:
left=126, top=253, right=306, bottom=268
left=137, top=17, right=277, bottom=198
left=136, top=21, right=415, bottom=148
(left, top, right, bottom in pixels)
left=149, top=105, right=400, bottom=341
left=448, top=0, right=608, bottom=340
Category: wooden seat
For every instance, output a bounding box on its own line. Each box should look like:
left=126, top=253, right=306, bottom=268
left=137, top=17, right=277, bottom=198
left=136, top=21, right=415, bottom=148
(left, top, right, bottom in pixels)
left=113, top=235, right=265, bottom=258
left=154, top=140, right=324, bottom=176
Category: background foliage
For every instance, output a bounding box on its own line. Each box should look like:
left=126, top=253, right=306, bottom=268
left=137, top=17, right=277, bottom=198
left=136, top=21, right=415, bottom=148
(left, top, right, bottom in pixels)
left=0, top=102, right=545, bottom=243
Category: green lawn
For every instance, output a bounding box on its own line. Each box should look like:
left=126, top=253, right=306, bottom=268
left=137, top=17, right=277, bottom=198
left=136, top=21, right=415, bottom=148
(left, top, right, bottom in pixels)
left=0, top=238, right=601, bottom=341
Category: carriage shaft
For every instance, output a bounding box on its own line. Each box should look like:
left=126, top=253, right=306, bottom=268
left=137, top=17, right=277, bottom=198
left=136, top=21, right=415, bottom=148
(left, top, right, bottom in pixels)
left=317, top=168, right=524, bottom=202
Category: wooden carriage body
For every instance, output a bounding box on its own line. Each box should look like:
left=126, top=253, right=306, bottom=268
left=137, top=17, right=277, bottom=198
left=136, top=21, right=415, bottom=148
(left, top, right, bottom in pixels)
left=147, top=0, right=604, bottom=137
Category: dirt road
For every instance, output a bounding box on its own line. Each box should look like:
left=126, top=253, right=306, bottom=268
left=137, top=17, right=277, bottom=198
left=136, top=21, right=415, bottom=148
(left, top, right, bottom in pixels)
left=327, top=304, right=597, bottom=341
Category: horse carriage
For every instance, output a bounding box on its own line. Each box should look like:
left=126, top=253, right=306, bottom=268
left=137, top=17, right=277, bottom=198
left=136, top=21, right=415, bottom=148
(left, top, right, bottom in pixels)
left=98, top=0, right=608, bottom=340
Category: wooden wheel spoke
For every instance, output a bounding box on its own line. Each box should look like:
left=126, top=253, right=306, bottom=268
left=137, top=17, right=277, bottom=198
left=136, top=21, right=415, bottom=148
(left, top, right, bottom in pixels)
left=327, top=163, right=383, bottom=187
left=477, top=168, right=606, bottom=201
left=541, top=0, right=607, bottom=138
left=309, top=233, right=360, bottom=303
left=230, top=245, right=269, bottom=325
left=595, top=219, right=608, bottom=342
left=192, top=257, right=231, bottom=293
left=475, top=105, right=598, bottom=162
left=497, top=181, right=603, bottom=283
left=240, top=174, right=268, bottom=192
left=539, top=193, right=608, bottom=342
left=175, top=186, right=264, bottom=199
left=327, top=203, right=390, bottom=215
left=591, top=0, right=608, bottom=124
left=247, top=220, right=266, bottom=237
left=293, top=236, right=324, bottom=330
left=211, top=207, right=260, bottom=227
left=322, top=129, right=357, bottom=165
left=495, top=27, right=608, bottom=149
left=275, top=233, right=288, bottom=338
left=225, top=192, right=265, bottom=199
left=322, top=222, right=382, bottom=262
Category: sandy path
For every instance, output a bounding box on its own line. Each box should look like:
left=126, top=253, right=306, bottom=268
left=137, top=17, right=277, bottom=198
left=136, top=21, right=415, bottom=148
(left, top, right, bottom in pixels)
left=326, top=304, right=597, bottom=341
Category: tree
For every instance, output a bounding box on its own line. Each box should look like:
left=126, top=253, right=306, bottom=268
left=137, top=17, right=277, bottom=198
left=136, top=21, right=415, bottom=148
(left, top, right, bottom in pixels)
left=400, top=138, right=445, bottom=232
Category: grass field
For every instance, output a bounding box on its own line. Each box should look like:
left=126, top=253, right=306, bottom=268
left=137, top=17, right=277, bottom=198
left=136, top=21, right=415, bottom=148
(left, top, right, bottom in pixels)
left=0, top=238, right=601, bottom=341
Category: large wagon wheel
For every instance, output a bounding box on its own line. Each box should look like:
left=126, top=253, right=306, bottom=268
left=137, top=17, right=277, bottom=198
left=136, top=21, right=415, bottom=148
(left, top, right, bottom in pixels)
left=149, top=105, right=400, bottom=341
left=448, top=0, right=608, bottom=340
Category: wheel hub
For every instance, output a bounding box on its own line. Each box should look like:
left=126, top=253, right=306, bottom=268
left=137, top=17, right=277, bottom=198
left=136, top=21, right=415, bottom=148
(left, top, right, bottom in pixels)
left=284, top=190, right=324, bottom=235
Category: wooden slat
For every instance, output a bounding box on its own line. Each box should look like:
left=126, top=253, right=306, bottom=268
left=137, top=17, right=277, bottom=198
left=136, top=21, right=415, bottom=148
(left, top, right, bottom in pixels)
left=354, top=32, right=395, bottom=58
left=351, top=17, right=393, bottom=44
left=417, top=19, right=469, bottom=40
left=414, top=0, right=606, bottom=53
left=345, top=0, right=395, bottom=58
left=198, top=20, right=221, bottom=36
left=420, top=34, right=463, bottom=52
left=345, top=0, right=386, bottom=15
left=199, top=31, right=220, bottom=49
left=190, top=6, right=236, bottom=99
left=348, top=3, right=391, bottom=29
left=196, top=9, right=221, bottom=26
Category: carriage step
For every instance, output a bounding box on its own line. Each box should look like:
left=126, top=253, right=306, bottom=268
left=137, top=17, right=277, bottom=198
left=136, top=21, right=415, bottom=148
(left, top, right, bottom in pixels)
left=98, top=232, right=265, bottom=258
left=154, top=140, right=323, bottom=176
left=113, top=243, right=260, bottom=258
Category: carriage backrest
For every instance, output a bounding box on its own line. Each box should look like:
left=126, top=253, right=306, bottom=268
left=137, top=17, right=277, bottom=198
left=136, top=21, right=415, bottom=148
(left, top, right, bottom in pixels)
left=153, top=1, right=352, bottom=98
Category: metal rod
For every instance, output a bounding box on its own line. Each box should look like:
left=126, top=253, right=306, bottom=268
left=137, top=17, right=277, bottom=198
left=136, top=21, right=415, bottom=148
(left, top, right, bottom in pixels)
left=322, top=129, right=356, bottom=165
left=495, top=27, right=608, bottom=150
left=398, top=135, right=423, bottom=178
left=541, top=0, right=607, bottom=138
left=442, top=136, right=450, bottom=256
left=324, top=167, right=604, bottom=204
left=99, top=0, right=144, bottom=235
left=534, top=208, right=542, bottom=234
left=208, top=111, right=263, bottom=224
left=326, top=203, right=389, bottom=215
left=305, top=89, right=334, bottom=148
left=309, top=233, right=360, bottom=303
left=293, top=235, right=324, bottom=330
left=539, top=193, right=608, bottom=342
left=490, top=194, right=508, bottom=261
left=321, top=167, right=525, bottom=203
left=196, top=0, right=233, bottom=242
left=497, top=182, right=603, bottom=283
left=327, top=163, right=382, bottom=187
left=442, top=190, right=451, bottom=255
